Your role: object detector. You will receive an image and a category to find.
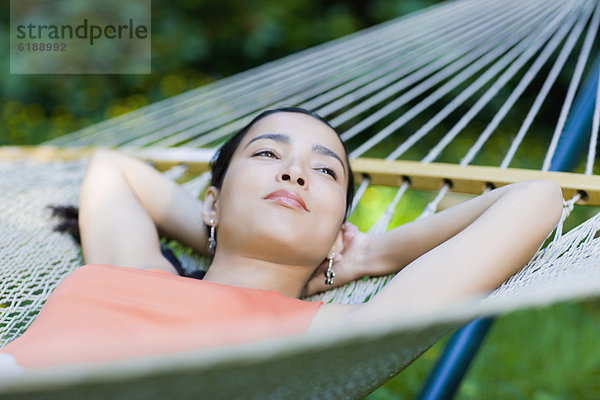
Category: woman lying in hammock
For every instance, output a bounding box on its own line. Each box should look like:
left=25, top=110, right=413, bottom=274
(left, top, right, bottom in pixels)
left=0, top=107, right=563, bottom=370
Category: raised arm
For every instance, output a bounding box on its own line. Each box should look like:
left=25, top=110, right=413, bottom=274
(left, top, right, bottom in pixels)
left=365, top=182, right=538, bottom=275
left=309, top=180, right=563, bottom=327
left=78, top=149, right=208, bottom=271
left=305, top=183, right=528, bottom=294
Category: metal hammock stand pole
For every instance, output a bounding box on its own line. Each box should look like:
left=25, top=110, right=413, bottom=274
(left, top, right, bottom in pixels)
left=1, top=0, right=600, bottom=398
left=416, top=53, right=600, bottom=400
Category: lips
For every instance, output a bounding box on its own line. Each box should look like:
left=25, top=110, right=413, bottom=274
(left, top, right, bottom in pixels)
left=264, top=189, right=309, bottom=212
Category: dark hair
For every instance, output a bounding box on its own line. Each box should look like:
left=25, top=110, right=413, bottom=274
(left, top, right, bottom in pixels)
left=209, top=106, right=355, bottom=220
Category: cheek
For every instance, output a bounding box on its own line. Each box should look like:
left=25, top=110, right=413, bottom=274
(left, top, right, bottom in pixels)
left=218, top=164, right=260, bottom=211
left=310, top=181, right=346, bottom=228
left=327, top=190, right=346, bottom=223
left=216, top=161, right=275, bottom=222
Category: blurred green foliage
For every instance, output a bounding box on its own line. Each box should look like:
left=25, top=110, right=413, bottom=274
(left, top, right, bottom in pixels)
left=1, top=0, right=444, bottom=145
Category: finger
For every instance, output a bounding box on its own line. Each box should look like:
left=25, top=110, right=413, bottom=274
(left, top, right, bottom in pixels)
left=344, top=221, right=358, bottom=232
left=342, top=222, right=358, bottom=241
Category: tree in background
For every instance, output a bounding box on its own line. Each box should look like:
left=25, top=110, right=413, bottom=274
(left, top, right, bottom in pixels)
left=0, top=0, right=442, bottom=145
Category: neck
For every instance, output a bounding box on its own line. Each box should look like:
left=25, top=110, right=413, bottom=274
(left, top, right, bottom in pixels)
left=202, top=251, right=315, bottom=298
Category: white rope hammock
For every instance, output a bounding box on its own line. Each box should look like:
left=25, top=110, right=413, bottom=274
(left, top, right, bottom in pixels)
left=2, top=0, right=600, bottom=397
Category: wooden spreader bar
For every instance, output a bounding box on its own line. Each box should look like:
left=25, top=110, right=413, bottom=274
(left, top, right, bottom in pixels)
left=351, top=158, right=598, bottom=206
left=2, top=146, right=598, bottom=205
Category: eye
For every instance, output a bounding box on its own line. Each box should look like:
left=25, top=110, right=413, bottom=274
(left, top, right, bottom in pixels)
left=316, top=167, right=337, bottom=180
left=253, top=150, right=278, bottom=159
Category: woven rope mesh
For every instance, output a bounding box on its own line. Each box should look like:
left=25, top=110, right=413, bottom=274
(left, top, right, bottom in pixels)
left=0, top=160, right=84, bottom=346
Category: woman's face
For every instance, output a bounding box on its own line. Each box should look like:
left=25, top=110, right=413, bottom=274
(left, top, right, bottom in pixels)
left=211, top=111, right=349, bottom=267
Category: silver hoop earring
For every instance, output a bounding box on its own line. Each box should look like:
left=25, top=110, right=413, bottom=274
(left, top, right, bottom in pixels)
left=324, top=253, right=335, bottom=285
left=208, top=219, right=216, bottom=255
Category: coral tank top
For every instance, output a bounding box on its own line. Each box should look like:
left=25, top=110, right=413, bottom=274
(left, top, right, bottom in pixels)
left=1, top=264, right=323, bottom=368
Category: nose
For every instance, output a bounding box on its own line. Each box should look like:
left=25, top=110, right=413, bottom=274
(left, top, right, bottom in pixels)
left=281, top=172, right=305, bottom=186
left=278, top=161, right=306, bottom=187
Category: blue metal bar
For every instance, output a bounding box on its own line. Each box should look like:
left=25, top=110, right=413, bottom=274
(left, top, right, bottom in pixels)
left=416, top=53, right=600, bottom=400
left=416, top=318, right=494, bottom=400
left=549, top=55, right=600, bottom=172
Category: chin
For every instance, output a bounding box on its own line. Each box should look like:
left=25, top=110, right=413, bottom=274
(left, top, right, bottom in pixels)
left=222, top=199, right=338, bottom=264
left=246, top=219, right=328, bottom=265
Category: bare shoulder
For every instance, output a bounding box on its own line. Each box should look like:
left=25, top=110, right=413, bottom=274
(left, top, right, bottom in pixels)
left=307, top=302, right=362, bottom=332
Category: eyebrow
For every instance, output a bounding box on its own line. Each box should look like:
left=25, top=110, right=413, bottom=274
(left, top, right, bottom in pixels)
left=312, top=144, right=346, bottom=175
left=245, top=133, right=290, bottom=147
left=244, top=133, right=346, bottom=175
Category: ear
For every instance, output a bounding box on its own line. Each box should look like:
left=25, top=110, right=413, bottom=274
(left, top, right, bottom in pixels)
left=202, top=185, right=220, bottom=226
left=327, top=227, right=344, bottom=258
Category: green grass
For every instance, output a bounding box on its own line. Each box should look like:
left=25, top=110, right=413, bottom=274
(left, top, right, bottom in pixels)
left=367, top=299, right=600, bottom=399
